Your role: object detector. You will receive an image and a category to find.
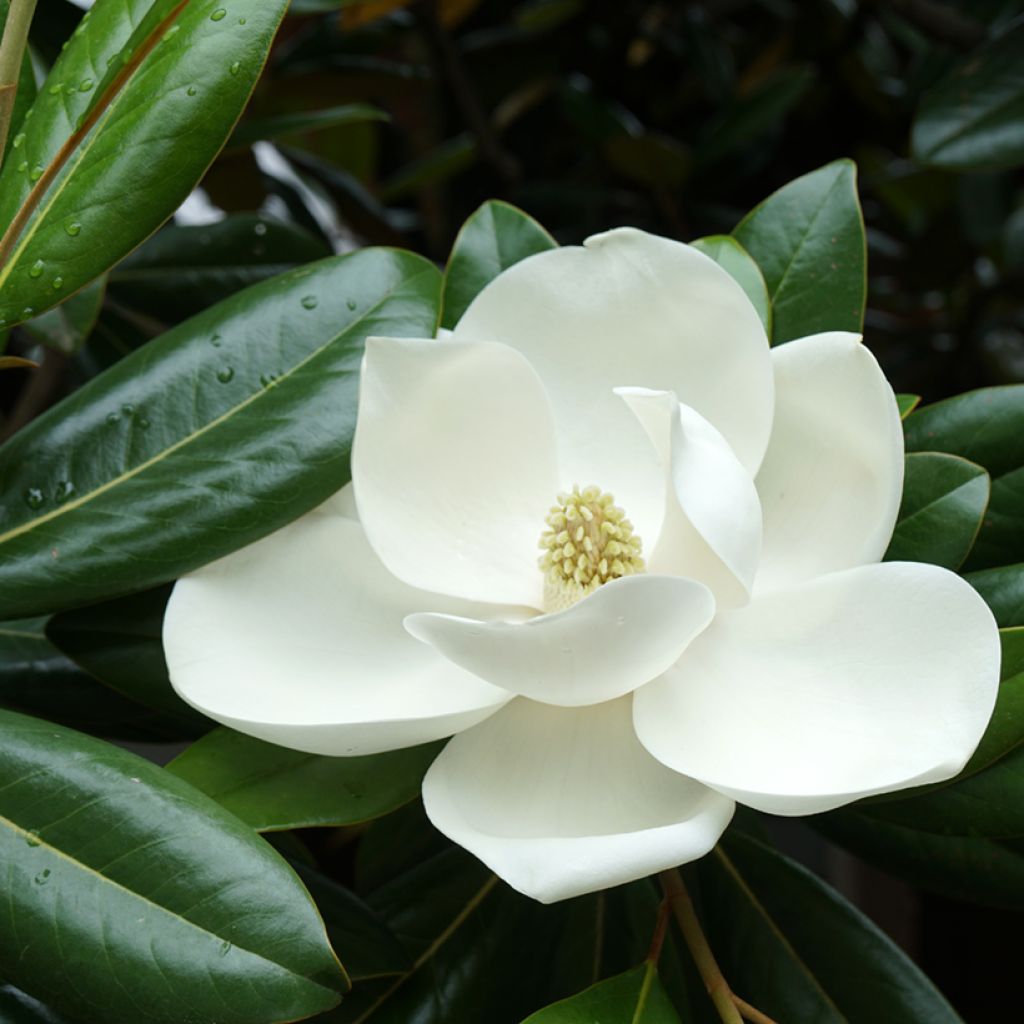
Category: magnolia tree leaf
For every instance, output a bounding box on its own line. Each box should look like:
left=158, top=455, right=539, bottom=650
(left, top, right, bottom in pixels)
left=733, top=159, right=866, bottom=344
left=20, top=276, right=106, bottom=354
left=520, top=964, right=681, bottom=1024
left=0, top=709, right=348, bottom=1022
left=440, top=199, right=556, bottom=330
left=0, top=0, right=289, bottom=327
left=904, top=386, right=1024, bottom=569
left=966, top=563, right=1024, bottom=626
left=0, top=616, right=195, bottom=741
left=229, top=103, right=389, bottom=149
left=0, top=984, right=69, bottom=1024
left=813, top=810, right=1024, bottom=910
left=911, top=18, right=1024, bottom=170
left=897, top=393, right=921, bottom=419
left=108, top=214, right=332, bottom=322
left=45, top=585, right=206, bottom=728
left=693, top=832, right=961, bottom=1023
left=0, top=248, right=441, bottom=620
left=167, top=727, right=442, bottom=831
left=690, top=235, right=770, bottom=334
left=884, top=452, right=990, bottom=569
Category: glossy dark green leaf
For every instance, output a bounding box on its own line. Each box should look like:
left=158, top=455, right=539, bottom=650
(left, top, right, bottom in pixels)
left=0, top=984, right=69, bottom=1024
left=897, top=393, right=921, bottom=419
left=109, top=214, right=331, bottom=323
left=45, top=585, right=206, bottom=728
left=521, top=964, right=680, bottom=1024
left=0, top=709, right=348, bottom=1021
left=230, top=103, right=389, bottom=149
left=20, top=276, right=106, bottom=354
left=0, top=0, right=290, bottom=327
left=884, top=452, right=989, bottom=569
left=0, top=616, right=195, bottom=741
left=440, top=199, right=556, bottom=330
left=5, top=48, right=37, bottom=174
left=168, top=727, right=442, bottom=831
left=733, top=159, right=866, bottom=344
left=690, top=235, right=770, bottom=333
left=912, top=18, right=1024, bottom=170
left=814, top=809, right=1024, bottom=910
left=966, top=563, right=1024, bottom=626
left=904, top=386, right=1024, bottom=569
left=693, top=832, right=961, bottom=1022
left=0, top=247, right=440, bottom=620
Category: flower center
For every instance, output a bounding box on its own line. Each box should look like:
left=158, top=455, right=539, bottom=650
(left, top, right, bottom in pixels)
left=538, top=485, right=645, bottom=612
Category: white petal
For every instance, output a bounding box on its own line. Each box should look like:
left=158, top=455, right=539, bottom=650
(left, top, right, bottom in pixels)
left=423, top=697, right=734, bottom=903
left=405, top=575, right=715, bottom=708
left=453, top=228, right=773, bottom=542
left=352, top=336, right=560, bottom=608
left=754, top=332, right=904, bottom=594
left=634, top=562, right=1001, bottom=815
left=164, top=512, right=513, bottom=756
left=619, top=388, right=762, bottom=607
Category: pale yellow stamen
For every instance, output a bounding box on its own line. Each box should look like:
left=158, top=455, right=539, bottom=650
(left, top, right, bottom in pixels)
left=538, top=484, right=644, bottom=611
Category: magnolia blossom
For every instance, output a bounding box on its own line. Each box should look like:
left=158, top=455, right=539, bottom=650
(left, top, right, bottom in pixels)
left=164, top=228, right=1000, bottom=904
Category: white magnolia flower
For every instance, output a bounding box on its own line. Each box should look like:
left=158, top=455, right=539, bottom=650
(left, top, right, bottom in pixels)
left=164, top=228, right=1001, bottom=903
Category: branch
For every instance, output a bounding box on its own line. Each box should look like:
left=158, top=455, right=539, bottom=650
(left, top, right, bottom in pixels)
left=0, top=0, right=38, bottom=162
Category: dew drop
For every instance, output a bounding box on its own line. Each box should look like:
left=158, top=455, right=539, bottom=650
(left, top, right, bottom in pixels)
left=24, top=831, right=40, bottom=847
left=34, top=869, right=51, bottom=885
left=106, top=54, right=117, bottom=67
left=210, top=333, right=222, bottom=347
left=164, top=23, right=180, bottom=38
left=122, top=403, right=135, bottom=415
left=346, top=298, right=357, bottom=311
left=65, top=221, right=82, bottom=236
left=138, top=418, right=150, bottom=429
left=24, top=488, right=44, bottom=509
left=28, top=259, right=44, bottom=279
left=219, top=940, right=232, bottom=956
left=52, top=276, right=64, bottom=290
left=187, top=85, right=198, bottom=97
left=253, top=221, right=267, bottom=236
left=105, top=412, right=120, bottom=426
left=229, top=61, right=240, bottom=75
left=29, top=164, right=43, bottom=181
left=48, top=83, right=62, bottom=95
left=300, top=294, right=318, bottom=310
left=216, top=366, right=234, bottom=383
left=11, top=132, right=24, bottom=149
left=238, top=16, right=246, bottom=23
left=210, top=7, right=227, bottom=19
left=16, top=160, right=27, bottom=173
left=54, top=481, right=75, bottom=504
left=22, top=307, right=33, bottom=317
left=79, top=78, right=94, bottom=92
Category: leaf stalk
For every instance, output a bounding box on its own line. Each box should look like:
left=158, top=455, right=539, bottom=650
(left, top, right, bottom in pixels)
left=0, top=0, right=37, bottom=163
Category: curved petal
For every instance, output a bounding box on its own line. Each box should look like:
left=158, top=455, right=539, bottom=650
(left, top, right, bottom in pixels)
left=352, top=336, right=560, bottom=609
left=453, top=228, right=773, bottom=543
left=164, top=512, right=514, bottom=756
left=634, top=562, right=1000, bottom=815
left=405, top=574, right=715, bottom=708
left=619, top=388, right=761, bottom=608
left=754, top=332, right=904, bottom=594
left=422, top=697, right=734, bottom=903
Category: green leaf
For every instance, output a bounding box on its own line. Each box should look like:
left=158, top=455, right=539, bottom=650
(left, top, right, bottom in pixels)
left=0, top=709, right=347, bottom=1021
left=0, top=247, right=440, bottom=620
left=884, top=452, right=990, bottom=569
left=0, top=983, right=69, bottom=1024
left=912, top=19, right=1024, bottom=170
left=167, top=727, right=442, bottom=831
left=441, top=199, right=556, bottom=330
left=230, top=103, right=389, bottom=149
left=520, top=964, right=680, bottom=1024
left=966, top=563, right=1024, bottom=626
left=813, top=809, right=1024, bottom=910
left=733, top=159, right=866, bottom=344
left=20, top=276, right=106, bottom=354
left=109, top=214, right=331, bottom=323
left=693, top=832, right=961, bottom=1022
left=903, top=386, right=1024, bottom=569
left=45, top=585, right=206, bottom=729
left=0, top=0, right=289, bottom=327
left=690, top=235, right=771, bottom=334
left=0, top=616, right=197, bottom=741
left=897, top=393, right=921, bottom=419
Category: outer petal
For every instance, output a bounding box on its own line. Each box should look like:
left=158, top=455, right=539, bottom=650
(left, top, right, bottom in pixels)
left=634, top=562, right=1000, bottom=815
left=619, top=388, right=761, bottom=608
left=422, top=697, right=734, bottom=903
left=164, top=512, right=513, bottom=756
left=352, top=336, right=560, bottom=609
left=754, top=332, right=904, bottom=594
left=405, top=574, right=714, bottom=707
left=453, top=228, right=773, bottom=543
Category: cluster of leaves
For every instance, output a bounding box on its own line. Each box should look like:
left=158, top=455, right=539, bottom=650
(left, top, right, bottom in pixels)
left=0, top=0, right=1023, bottom=1021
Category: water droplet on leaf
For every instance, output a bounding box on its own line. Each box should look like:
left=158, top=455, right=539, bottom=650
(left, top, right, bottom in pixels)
left=253, top=222, right=267, bottom=236
left=229, top=61, right=240, bottom=75
left=65, top=221, right=81, bottom=236
left=54, top=481, right=75, bottom=504
left=210, top=7, right=226, bottom=19
left=346, top=299, right=357, bottom=311
left=24, top=488, right=44, bottom=509
left=29, top=164, right=43, bottom=181
left=11, top=133, right=24, bottom=148
left=24, top=831, right=40, bottom=847
left=52, top=276, right=64, bottom=290
left=216, top=366, right=234, bottom=383
left=28, top=260, right=44, bottom=279
left=187, top=86, right=197, bottom=96
left=301, top=295, right=318, bottom=309
left=79, top=78, right=93, bottom=91
left=34, top=869, right=51, bottom=885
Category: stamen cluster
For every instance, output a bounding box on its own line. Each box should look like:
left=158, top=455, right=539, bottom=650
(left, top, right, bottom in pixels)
left=539, top=485, right=645, bottom=611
